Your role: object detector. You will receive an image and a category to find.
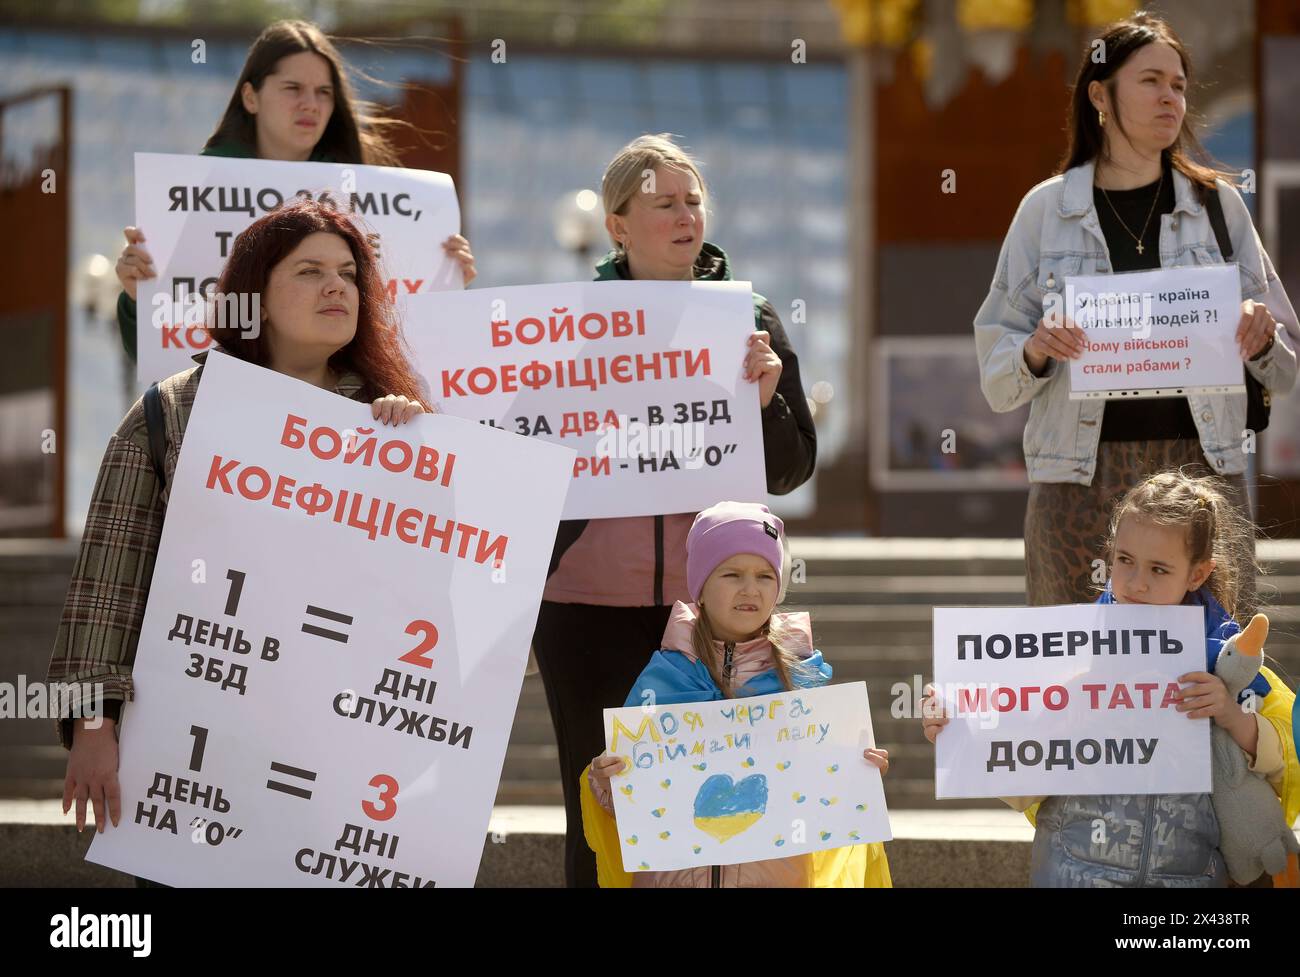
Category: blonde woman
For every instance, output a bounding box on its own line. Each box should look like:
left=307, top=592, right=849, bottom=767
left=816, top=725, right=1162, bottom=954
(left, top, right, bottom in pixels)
left=533, top=134, right=817, bottom=887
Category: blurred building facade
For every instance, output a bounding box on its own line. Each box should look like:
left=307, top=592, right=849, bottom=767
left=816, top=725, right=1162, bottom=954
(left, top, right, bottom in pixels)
left=0, top=18, right=848, bottom=534
left=4, top=0, right=1299, bottom=538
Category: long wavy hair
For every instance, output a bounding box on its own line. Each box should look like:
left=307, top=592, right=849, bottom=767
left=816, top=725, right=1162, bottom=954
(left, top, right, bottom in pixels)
left=1057, top=11, right=1231, bottom=197
left=1105, top=470, right=1259, bottom=619
left=691, top=606, right=813, bottom=698
left=208, top=198, right=427, bottom=408
left=204, top=19, right=404, bottom=166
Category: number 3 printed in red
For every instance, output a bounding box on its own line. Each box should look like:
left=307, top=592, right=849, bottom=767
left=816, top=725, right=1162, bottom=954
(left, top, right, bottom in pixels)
left=399, top=620, right=438, bottom=669
left=363, top=774, right=398, bottom=821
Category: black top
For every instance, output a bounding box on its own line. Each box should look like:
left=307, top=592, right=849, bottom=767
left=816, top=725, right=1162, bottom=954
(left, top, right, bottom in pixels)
left=1093, top=160, right=1199, bottom=441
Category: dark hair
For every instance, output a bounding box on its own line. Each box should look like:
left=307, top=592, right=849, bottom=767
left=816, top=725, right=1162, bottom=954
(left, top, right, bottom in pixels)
left=203, top=19, right=403, bottom=166
left=1057, top=11, right=1230, bottom=197
left=209, top=198, right=427, bottom=408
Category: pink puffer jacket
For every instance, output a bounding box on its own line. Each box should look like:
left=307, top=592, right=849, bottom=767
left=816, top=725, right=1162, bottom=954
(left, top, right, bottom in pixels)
left=587, top=601, right=821, bottom=887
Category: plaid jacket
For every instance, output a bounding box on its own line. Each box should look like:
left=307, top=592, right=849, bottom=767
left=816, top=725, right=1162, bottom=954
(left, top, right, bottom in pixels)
left=48, top=352, right=366, bottom=748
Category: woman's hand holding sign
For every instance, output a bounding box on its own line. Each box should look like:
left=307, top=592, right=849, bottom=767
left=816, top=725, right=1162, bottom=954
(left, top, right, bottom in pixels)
left=745, top=330, right=782, bottom=408
left=1237, top=299, right=1277, bottom=360
left=115, top=226, right=156, bottom=301
left=371, top=394, right=426, bottom=426
left=442, top=234, right=477, bottom=286
left=1023, top=312, right=1086, bottom=377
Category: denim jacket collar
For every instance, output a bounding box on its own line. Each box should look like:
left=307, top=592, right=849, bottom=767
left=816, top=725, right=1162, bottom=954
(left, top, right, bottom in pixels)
left=1060, top=158, right=1204, bottom=220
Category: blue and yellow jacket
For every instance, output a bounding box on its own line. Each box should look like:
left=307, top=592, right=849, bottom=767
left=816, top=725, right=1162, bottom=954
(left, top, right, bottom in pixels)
left=580, top=602, right=891, bottom=887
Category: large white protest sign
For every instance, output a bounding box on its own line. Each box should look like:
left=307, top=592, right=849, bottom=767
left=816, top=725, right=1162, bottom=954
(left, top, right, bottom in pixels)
left=932, top=604, right=1209, bottom=799
left=86, top=352, right=573, bottom=887
left=602, top=682, right=890, bottom=872
left=402, top=280, right=766, bottom=520
left=1066, top=265, right=1244, bottom=398
left=133, top=152, right=462, bottom=384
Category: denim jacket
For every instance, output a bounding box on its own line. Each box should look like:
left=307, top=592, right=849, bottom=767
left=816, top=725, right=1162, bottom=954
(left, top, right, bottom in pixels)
left=1031, top=793, right=1225, bottom=888
left=974, top=159, right=1300, bottom=485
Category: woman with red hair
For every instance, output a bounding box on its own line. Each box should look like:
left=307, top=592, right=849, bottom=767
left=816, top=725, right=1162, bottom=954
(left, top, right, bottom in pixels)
left=49, top=199, right=427, bottom=846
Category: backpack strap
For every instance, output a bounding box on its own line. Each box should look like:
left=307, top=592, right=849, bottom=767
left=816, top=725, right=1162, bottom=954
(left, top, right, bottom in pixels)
left=1208, top=184, right=1272, bottom=421
left=142, top=381, right=167, bottom=490
left=1205, top=185, right=1234, bottom=261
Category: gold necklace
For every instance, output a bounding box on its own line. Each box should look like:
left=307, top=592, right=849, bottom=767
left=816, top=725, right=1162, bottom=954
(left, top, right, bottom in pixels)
left=1099, top=168, right=1164, bottom=255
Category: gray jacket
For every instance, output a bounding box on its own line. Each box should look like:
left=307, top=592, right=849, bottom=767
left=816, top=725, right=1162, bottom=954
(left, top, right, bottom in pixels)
left=974, top=160, right=1300, bottom=485
left=1031, top=793, right=1226, bottom=888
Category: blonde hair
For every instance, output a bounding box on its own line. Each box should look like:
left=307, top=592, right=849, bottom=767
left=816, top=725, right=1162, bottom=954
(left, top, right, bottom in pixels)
left=1106, top=470, right=1258, bottom=618
left=600, top=133, right=708, bottom=256
left=691, top=608, right=816, bottom=698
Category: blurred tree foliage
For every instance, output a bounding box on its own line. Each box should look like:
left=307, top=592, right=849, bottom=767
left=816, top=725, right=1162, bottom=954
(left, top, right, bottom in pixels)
left=2, top=0, right=672, bottom=43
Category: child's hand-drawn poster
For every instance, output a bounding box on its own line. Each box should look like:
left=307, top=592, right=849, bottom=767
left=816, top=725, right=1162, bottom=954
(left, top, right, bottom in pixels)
left=601, top=682, right=892, bottom=872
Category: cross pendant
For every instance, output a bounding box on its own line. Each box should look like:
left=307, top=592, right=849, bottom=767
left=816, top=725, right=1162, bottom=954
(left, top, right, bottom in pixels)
left=1137, top=242, right=1145, bottom=255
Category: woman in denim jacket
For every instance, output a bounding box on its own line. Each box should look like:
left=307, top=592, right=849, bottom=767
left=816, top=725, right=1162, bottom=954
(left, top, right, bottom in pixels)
left=973, top=12, right=1300, bottom=608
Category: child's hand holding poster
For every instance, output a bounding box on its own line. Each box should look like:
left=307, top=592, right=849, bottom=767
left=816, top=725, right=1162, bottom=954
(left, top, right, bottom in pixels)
left=1066, top=264, right=1244, bottom=399
left=602, top=682, right=891, bottom=872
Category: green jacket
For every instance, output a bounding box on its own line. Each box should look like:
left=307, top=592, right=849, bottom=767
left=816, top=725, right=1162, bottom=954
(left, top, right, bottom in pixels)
left=117, top=139, right=333, bottom=361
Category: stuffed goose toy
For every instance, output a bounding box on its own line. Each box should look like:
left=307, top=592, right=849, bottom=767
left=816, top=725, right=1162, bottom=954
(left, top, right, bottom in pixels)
left=1210, top=613, right=1299, bottom=884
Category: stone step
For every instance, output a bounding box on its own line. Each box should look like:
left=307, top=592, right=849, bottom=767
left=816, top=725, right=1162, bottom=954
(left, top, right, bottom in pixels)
left=786, top=580, right=1027, bottom=604
left=494, top=781, right=564, bottom=806
left=0, top=799, right=1040, bottom=887
left=8, top=537, right=1300, bottom=812
left=788, top=573, right=1300, bottom=597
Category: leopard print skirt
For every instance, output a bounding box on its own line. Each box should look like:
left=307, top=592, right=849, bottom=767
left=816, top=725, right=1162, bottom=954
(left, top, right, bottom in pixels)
left=1024, top=439, right=1255, bottom=614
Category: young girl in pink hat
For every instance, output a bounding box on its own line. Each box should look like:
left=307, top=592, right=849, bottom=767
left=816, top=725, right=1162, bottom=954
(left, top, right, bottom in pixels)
left=581, top=500, right=892, bottom=887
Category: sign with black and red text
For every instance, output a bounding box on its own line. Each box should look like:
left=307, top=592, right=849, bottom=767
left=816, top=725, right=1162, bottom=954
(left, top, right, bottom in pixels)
left=932, top=604, right=1209, bottom=798
left=87, top=352, right=573, bottom=886
left=134, top=153, right=461, bottom=383
left=403, top=280, right=766, bottom=519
